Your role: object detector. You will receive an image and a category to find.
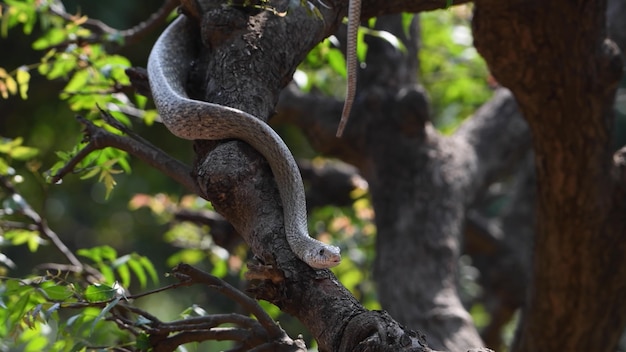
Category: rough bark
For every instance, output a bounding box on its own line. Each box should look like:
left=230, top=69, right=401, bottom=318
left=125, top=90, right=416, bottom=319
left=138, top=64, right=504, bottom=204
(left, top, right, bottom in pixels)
left=472, top=1, right=626, bottom=351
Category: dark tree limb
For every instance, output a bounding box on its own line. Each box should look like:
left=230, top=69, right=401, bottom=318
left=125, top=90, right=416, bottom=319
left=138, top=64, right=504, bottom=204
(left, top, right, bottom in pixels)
left=472, top=0, right=626, bottom=351
left=453, top=88, right=531, bottom=199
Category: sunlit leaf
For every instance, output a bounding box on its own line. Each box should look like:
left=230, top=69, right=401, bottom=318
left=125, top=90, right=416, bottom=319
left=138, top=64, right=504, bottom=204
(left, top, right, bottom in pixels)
left=24, top=333, right=47, bottom=352
left=138, top=255, right=158, bottom=285
left=83, top=284, right=116, bottom=302
left=9, top=145, right=38, bottom=160
left=77, top=245, right=117, bottom=263
left=16, top=66, right=29, bottom=99
left=32, top=27, right=66, bottom=50
left=3, top=229, right=40, bottom=247
left=63, top=69, right=90, bottom=93
left=127, top=257, right=146, bottom=288
left=4, top=74, right=17, bottom=95
left=41, top=285, right=73, bottom=301
left=115, top=262, right=131, bottom=288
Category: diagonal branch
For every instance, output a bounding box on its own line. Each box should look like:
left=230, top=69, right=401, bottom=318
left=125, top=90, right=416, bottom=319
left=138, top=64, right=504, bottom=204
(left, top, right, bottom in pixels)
left=51, top=113, right=200, bottom=196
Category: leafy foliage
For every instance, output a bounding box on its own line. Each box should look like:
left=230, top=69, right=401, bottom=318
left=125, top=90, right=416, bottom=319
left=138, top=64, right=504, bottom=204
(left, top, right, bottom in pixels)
left=419, top=7, right=492, bottom=132
left=0, top=0, right=150, bottom=196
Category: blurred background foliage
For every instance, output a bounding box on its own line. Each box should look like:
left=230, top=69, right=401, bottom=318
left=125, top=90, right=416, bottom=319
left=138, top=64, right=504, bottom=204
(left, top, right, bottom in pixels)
left=2, top=1, right=623, bottom=351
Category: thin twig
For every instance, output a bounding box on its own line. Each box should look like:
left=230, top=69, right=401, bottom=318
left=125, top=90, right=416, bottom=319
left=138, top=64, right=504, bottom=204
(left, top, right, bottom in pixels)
left=0, top=177, right=86, bottom=271
left=51, top=114, right=200, bottom=196
left=171, top=264, right=286, bottom=340
left=49, top=0, right=179, bottom=47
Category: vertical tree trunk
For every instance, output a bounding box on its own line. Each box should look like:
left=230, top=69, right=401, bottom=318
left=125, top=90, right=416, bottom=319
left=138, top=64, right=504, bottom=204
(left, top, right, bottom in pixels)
left=472, top=1, right=626, bottom=351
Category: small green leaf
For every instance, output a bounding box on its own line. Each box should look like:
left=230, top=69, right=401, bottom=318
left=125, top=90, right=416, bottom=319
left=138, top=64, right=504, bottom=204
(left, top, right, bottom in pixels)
left=83, top=284, right=116, bottom=302
left=16, top=66, right=29, bottom=99
left=32, top=27, right=67, bottom=50
left=98, top=264, right=115, bottom=283
left=77, top=245, right=117, bottom=263
left=138, top=255, right=158, bottom=285
left=3, top=229, right=40, bottom=247
left=0, top=157, right=10, bottom=174
left=127, top=257, right=146, bottom=288
left=326, top=48, right=346, bottom=77
left=41, top=285, right=73, bottom=301
left=136, top=332, right=151, bottom=350
left=90, top=296, right=120, bottom=334
left=24, top=334, right=48, bottom=352
left=115, top=262, right=131, bottom=288
left=8, top=145, right=38, bottom=160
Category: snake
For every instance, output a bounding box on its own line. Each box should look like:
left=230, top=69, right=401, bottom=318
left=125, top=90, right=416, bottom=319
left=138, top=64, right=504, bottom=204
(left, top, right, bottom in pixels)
left=147, top=15, right=341, bottom=269
left=335, top=0, right=361, bottom=137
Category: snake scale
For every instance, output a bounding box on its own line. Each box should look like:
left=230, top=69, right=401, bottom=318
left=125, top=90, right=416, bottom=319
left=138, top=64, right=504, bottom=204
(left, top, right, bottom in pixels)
left=147, top=16, right=341, bottom=269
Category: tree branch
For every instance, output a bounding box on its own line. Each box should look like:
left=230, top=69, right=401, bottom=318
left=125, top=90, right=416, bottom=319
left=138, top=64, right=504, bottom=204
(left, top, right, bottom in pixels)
left=51, top=113, right=200, bottom=196
left=48, top=0, right=178, bottom=47
left=453, top=88, right=531, bottom=199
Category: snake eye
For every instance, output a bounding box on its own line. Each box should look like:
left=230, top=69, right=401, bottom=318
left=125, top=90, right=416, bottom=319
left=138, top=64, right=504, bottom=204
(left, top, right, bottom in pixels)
left=318, top=248, right=326, bottom=257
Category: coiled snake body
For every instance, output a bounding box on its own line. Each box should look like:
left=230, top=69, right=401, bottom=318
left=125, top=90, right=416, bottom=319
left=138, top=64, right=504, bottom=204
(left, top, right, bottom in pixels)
left=148, top=16, right=341, bottom=269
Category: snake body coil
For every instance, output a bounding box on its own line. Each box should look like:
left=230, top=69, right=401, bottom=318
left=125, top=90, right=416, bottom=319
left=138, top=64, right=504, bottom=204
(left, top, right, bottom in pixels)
left=148, top=16, right=341, bottom=269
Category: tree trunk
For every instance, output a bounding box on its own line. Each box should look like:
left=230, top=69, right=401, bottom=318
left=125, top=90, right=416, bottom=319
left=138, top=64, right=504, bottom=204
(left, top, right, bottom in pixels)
left=472, top=1, right=626, bottom=351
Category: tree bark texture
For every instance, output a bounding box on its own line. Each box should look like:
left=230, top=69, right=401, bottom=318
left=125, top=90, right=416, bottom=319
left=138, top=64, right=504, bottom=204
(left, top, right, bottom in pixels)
left=472, top=1, right=626, bottom=351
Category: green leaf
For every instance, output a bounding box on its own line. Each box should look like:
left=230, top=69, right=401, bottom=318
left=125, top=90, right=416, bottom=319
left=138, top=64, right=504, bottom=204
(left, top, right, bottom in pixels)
left=138, top=255, right=158, bottom=285
left=3, top=229, right=40, bottom=247
left=8, top=145, right=39, bottom=160
left=83, top=284, right=116, bottom=302
left=24, top=333, right=48, bottom=352
left=0, top=157, right=10, bottom=175
left=63, top=69, right=90, bottom=93
left=98, top=264, right=115, bottom=283
left=77, top=245, right=117, bottom=263
left=326, top=48, right=346, bottom=77
left=90, top=295, right=120, bottom=335
left=41, top=284, right=73, bottom=301
left=136, top=332, right=151, bottom=350
left=32, top=27, right=67, bottom=50
left=16, top=66, right=29, bottom=99
left=115, top=262, right=131, bottom=288
left=127, top=257, right=146, bottom=288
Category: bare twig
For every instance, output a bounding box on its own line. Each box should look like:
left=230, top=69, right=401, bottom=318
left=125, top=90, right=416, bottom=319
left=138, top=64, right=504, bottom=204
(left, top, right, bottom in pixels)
left=171, top=264, right=286, bottom=340
left=0, top=176, right=101, bottom=279
left=49, top=0, right=179, bottom=47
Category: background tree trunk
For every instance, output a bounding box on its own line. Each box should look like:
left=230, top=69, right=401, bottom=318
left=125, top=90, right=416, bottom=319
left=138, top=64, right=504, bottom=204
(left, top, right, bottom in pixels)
left=473, top=1, right=626, bottom=351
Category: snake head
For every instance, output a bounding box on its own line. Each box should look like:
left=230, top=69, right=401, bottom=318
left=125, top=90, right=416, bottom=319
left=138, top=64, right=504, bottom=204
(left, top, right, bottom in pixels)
left=304, top=245, right=342, bottom=269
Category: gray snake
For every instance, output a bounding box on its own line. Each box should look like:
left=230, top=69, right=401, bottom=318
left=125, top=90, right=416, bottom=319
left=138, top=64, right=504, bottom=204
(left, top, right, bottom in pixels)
left=147, top=16, right=341, bottom=269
